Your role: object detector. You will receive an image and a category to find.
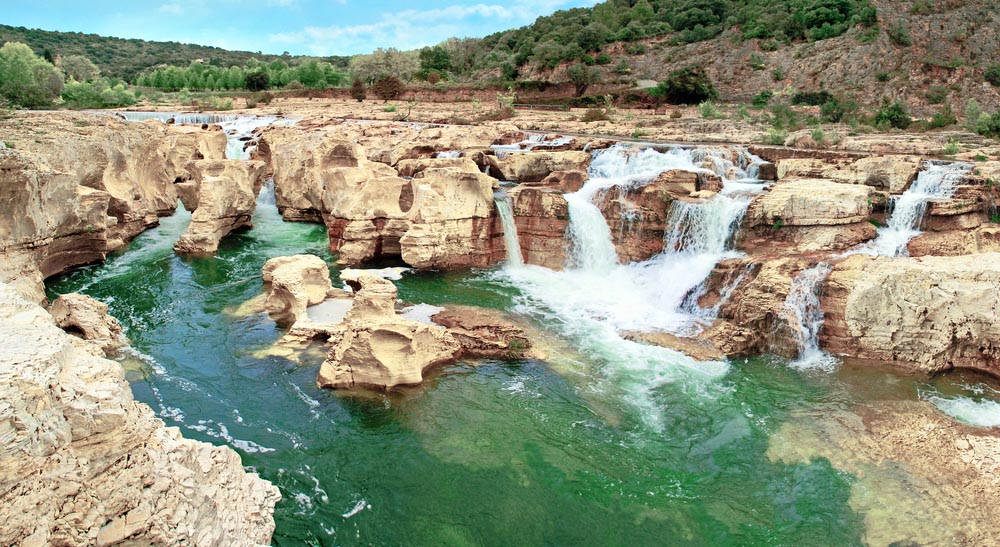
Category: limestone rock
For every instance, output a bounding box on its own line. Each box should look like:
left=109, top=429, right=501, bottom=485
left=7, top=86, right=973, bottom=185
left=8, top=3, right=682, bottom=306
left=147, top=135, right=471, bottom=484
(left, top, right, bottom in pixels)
left=396, top=157, right=480, bottom=177
left=173, top=160, right=266, bottom=255
left=507, top=186, right=569, bottom=269
left=0, top=112, right=222, bottom=302
left=746, top=179, right=873, bottom=227
left=0, top=282, right=279, bottom=546
left=822, top=253, right=1000, bottom=375
left=431, top=306, right=531, bottom=359
left=317, top=275, right=461, bottom=390
left=48, top=293, right=125, bottom=356
left=534, top=170, right=588, bottom=193
left=399, top=168, right=503, bottom=269
left=485, top=151, right=592, bottom=182
left=262, top=255, right=333, bottom=327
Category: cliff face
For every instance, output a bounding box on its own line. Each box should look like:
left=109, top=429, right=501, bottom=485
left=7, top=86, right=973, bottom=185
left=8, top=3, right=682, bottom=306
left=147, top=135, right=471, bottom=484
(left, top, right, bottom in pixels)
left=0, top=112, right=226, bottom=303
left=0, top=281, right=280, bottom=547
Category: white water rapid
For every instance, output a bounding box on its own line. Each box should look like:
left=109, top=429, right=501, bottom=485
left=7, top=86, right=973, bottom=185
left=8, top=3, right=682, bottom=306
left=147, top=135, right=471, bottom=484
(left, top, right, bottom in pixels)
left=853, top=161, right=972, bottom=256
left=781, top=263, right=838, bottom=371
left=494, top=145, right=768, bottom=426
left=493, top=190, right=524, bottom=266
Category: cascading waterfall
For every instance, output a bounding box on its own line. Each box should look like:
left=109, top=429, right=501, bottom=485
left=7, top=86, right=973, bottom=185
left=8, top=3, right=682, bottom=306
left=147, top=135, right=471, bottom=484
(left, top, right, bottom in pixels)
left=781, top=263, right=838, bottom=371
left=218, top=116, right=294, bottom=160
left=855, top=161, right=972, bottom=256
left=493, top=190, right=524, bottom=266
left=495, top=144, right=768, bottom=424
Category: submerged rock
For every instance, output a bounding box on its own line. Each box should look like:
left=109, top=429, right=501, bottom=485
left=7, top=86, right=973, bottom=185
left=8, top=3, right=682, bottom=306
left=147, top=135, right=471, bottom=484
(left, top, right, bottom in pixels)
left=0, top=281, right=279, bottom=546
left=430, top=306, right=532, bottom=360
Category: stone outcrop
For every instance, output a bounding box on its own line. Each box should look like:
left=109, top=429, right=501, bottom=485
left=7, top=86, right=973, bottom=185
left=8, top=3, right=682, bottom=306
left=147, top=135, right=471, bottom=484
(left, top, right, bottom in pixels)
left=430, top=306, right=531, bottom=359
left=0, top=112, right=222, bottom=303
left=260, top=128, right=504, bottom=269
left=317, top=275, right=461, bottom=390
left=48, top=293, right=125, bottom=357
left=822, top=253, right=1000, bottom=375
left=534, top=170, right=588, bottom=193
left=506, top=186, right=569, bottom=269
left=745, top=179, right=873, bottom=227
left=774, top=155, right=920, bottom=194
left=0, top=282, right=279, bottom=547
left=173, top=160, right=266, bottom=255
left=485, top=151, right=591, bottom=182
left=262, top=254, right=334, bottom=327
left=395, top=157, right=480, bottom=177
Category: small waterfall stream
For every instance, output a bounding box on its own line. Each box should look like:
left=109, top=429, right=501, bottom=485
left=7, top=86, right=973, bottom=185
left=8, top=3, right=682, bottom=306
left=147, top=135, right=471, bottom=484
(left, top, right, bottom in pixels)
left=782, top=263, right=838, bottom=371
left=856, top=161, right=971, bottom=256
left=493, top=190, right=524, bottom=267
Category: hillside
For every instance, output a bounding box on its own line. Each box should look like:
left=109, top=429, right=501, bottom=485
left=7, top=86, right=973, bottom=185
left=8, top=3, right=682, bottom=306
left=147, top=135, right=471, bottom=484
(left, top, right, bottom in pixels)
left=0, top=24, right=349, bottom=82
left=475, top=0, right=1000, bottom=112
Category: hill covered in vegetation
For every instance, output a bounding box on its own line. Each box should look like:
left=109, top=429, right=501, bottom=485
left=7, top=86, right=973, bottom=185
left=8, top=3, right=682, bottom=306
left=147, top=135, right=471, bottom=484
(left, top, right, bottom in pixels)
left=0, top=24, right=349, bottom=82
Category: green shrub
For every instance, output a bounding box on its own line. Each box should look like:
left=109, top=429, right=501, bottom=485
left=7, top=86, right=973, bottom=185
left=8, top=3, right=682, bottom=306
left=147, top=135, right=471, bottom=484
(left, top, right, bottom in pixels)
left=0, top=42, right=64, bottom=107
left=943, top=139, right=960, bottom=155
left=749, top=53, right=765, bottom=70
left=245, top=70, right=269, bottom=92
left=766, top=128, right=788, bottom=145
left=698, top=100, right=723, bottom=119
left=595, top=53, right=612, bottom=65
left=383, top=104, right=397, bottom=112
left=875, top=72, right=890, bottom=82
left=924, top=85, right=948, bottom=104
left=752, top=90, right=773, bottom=108
left=986, top=65, right=1000, bottom=87
left=811, top=127, right=826, bottom=146
left=975, top=113, right=1000, bottom=138
left=929, top=103, right=957, bottom=128
left=965, top=99, right=983, bottom=130
left=772, top=68, right=786, bottom=81
left=613, top=61, right=631, bottom=75
left=874, top=100, right=911, bottom=129
left=791, top=90, right=834, bottom=106
left=770, top=103, right=799, bottom=130
left=974, top=154, right=988, bottom=162
left=61, top=78, right=137, bottom=108
left=820, top=96, right=858, bottom=123
left=648, top=66, right=717, bottom=105
left=888, top=22, right=912, bottom=46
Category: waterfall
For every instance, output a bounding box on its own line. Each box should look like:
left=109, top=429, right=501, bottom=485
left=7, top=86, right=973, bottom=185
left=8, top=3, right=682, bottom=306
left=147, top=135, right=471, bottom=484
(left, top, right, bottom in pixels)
left=218, top=116, right=291, bottom=160
left=782, top=263, right=837, bottom=371
left=491, top=143, right=770, bottom=424
left=855, top=161, right=971, bottom=256
left=258, top=178, right=277, bottom=206
left=493, top=191, right=524, bottom=267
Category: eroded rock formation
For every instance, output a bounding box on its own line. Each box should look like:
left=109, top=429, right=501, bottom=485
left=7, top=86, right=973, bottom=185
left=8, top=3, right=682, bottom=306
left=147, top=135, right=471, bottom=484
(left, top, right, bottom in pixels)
left=173, top=160, right=266, bottom=255
left=317, top=275, right=461, bottom=389
left=822, top=253, right=1000, bottom=375
left=262, top=254, right=334, bottom=327
left=0, top=282, right=279, bottom=547
left=0, top=112, right=227, bottom=303
left=48, top=292, right=125, bottom=357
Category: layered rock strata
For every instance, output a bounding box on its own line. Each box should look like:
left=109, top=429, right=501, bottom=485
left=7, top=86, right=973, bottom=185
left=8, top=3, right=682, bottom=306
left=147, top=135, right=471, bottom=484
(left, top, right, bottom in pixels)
left=0, top=112, right=226, bottom=303
left=0, top=282, right=279, bottom=547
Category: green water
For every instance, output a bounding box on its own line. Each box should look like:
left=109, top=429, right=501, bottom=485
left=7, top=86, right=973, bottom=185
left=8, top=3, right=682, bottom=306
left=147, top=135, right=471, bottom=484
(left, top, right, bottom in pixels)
left=46, top=199, right=971, bottom=547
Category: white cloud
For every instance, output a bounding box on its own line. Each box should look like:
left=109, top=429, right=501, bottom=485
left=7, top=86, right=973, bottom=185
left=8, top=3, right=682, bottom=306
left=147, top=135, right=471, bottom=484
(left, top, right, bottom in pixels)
left=267, top=0, right=596, bottom=55
left=157, top=3, right=184, bottom=15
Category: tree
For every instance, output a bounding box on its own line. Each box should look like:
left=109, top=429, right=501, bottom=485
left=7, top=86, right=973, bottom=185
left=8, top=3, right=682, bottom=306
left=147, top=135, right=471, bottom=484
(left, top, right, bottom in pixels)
left=418, top=45, right=452, bottom=73
left=0, top=42, right=64, bottom=107
left=372, top=76, right=404, bottom=101
left=566, top=63, right=602, bottom=97
left=245, top=70, right=269, bottom=91
left=577, top=23, right=610, bottom=52
left=350, top=78, right=366, bottom=101
left=648, top=66, right=717, bottom=104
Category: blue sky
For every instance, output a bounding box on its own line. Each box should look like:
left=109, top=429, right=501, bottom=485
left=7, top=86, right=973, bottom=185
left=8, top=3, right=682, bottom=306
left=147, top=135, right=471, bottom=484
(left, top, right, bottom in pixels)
left=4, top=0, right=601, bottom=56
